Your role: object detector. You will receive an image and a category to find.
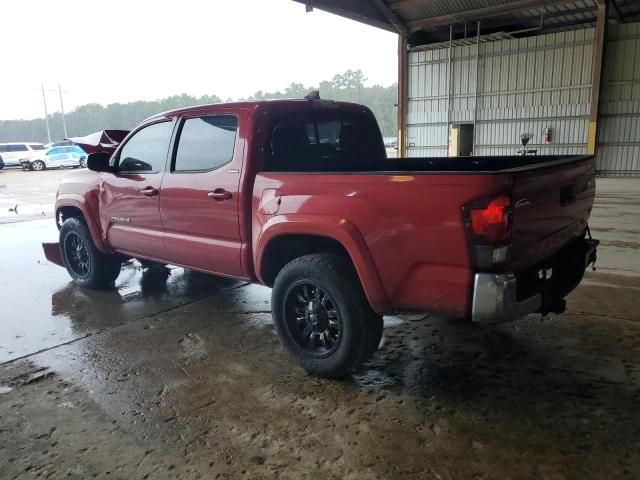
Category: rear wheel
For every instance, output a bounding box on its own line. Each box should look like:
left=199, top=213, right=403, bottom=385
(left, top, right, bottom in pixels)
left=272, top=253, right=381, bottom=378
left=32, top=160, right=45, bottom=171
left=60, top=218, right=121, bottom=288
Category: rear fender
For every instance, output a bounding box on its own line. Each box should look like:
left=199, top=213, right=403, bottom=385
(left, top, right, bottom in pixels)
left=255, top=214, right=391, bottom=314
left=56, top=195, right=110, bottom=253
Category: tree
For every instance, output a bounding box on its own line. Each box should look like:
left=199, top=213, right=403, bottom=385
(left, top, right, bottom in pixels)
left=0, top=71, right=398, bottom=141
left=331, top=69, right=367, bottom=89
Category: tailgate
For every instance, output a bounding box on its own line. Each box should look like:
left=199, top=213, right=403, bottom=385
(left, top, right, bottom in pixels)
left=508, top=157, right=596, bottom=273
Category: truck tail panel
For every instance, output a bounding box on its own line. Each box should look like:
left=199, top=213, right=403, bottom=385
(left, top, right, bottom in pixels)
left=507, top=157, right=596, bottom=273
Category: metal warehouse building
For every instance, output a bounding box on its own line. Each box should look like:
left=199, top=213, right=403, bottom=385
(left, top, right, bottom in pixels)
left=295, top=0, right=640, bottom=175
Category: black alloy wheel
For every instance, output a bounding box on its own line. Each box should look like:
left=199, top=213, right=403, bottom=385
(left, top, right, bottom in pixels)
left=63, top=231, right=91, bottom=278
left=284, top=282, right=342, bottom=358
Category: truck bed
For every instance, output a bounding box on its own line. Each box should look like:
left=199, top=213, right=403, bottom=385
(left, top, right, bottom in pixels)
left=264, top=155, right=593, bottom=174
left=255, top=153, right=596, bottom=316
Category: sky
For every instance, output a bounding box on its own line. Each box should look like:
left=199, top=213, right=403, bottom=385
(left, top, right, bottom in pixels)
left=0, top=0, right=398, bottom=120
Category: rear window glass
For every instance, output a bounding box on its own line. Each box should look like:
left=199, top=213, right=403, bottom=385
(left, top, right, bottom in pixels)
left=9, top=144, right=28, bottom=152
left=29, top=144, right=46, bottom=150
left=0, top=145, right=9, bottom=153
left=267, top=110, right=385, bottom=171
left=174, top=115, right=237, bottom=172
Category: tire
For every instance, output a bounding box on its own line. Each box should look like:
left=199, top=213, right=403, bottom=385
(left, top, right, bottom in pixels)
left=271, top=253, right=381, bottom=378
left=32, top=160, right=46, bottom=171
left=59, top=217, right=121, bottom=289
left=80, top=158, right=87, bottom=168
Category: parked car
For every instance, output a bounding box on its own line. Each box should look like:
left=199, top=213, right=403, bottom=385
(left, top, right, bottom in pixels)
left=46, top=140, right=75, bottom=148
left=43, top=96, right=598, bottom=378
left=21, top=145, right=87, bottom=171
left=0, top=142, right=46, bottom=167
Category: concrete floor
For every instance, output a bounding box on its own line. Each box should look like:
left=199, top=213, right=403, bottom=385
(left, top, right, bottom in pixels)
left=0, top=170, right=639, bottom=479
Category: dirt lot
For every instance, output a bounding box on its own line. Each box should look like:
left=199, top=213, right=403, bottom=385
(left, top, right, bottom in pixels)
left=0, top=170, right=639, bottom=479
left=0, top=168, right=71, bottom=224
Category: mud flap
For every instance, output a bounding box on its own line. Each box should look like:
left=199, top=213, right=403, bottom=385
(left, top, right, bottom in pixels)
left=42, top=242, right=65, bottom=267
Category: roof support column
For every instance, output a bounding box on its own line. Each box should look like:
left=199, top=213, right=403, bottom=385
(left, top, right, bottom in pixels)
left=397, top=33, right=408, bottom=157
left=473, top=21, right=481, bottom=154
left=588, top=0, right=608, bottom=155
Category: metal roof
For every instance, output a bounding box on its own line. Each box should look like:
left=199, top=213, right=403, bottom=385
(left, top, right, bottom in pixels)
left=293, top=0, right=640, bottom=44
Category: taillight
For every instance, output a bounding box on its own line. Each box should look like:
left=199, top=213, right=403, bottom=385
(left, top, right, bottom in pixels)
left=469, top=195, right=512, bottom=244
left=464, top=194, right=513, bottom=268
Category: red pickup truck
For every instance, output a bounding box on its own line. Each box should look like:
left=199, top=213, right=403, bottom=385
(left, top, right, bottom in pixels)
left=44, top=96, right=598, bottom=377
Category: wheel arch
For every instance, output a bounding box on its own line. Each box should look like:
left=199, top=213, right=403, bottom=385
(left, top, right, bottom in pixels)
left=56, top=197, right=109, bottom=253
left=255, top=216, right=391, bottom=314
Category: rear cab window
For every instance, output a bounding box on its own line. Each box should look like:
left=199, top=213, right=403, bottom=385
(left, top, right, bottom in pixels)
left=173, top=115, right=238, bottom=172
left=266, top=109, right=385, bottom=172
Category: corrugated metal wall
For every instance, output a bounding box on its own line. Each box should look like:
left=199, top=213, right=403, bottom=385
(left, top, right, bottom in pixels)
left=407, top=46, right=451, bottom=156
left=407, top=29, right=594, bottom=157
left=598, top=23, right=640, bottom=176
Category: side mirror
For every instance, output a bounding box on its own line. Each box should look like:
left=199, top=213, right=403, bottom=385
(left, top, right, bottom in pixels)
left=87, top=152, right=115, bottom=172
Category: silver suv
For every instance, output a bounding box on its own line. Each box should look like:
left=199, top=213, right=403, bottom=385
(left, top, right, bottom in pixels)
left=0, top=143, right=47, bottom=167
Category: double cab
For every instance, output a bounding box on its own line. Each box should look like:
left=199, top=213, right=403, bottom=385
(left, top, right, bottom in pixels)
left=44, top=96, right=598, bottom=377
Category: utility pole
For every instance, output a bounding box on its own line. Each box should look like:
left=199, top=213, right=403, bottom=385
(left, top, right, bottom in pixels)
left=41, top=83, right=52, bottom=144
left=58, top=84, right=68, bottom=138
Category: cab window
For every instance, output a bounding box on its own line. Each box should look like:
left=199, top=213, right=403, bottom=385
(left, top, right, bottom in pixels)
left=267, top=110, right=385, bottom=171
left=118, top=121, right=173, bottom=173
left=173, top=115, right=237, bottom=172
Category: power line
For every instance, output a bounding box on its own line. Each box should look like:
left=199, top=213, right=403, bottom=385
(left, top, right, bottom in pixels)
left=38, top=84, right=69, bottom=141
left=40, top=84, right=52, bottom=143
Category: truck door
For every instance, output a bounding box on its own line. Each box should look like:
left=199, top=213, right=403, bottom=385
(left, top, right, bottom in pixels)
left=100, top=120, right=174, bottom=259
left=159, top=113, right=244, bottom=277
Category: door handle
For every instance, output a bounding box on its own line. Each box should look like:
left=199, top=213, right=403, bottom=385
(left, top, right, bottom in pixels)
left=141, top=186, right=159, bottom=197
left=208, top=189, right=232, bottom=201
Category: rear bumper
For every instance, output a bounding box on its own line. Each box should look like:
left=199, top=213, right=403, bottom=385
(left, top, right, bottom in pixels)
left=472, top=273, right=541, bottom=323
left=471, top=237, right=599, bottom=323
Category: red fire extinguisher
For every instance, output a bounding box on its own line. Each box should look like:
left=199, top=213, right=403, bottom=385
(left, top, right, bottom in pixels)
left=544, top=128, right=552, bottom=144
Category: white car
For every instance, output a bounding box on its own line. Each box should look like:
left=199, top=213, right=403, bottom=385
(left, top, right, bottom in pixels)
left=20, top=145, right=87, bottom=171
left=0, top=142, right=46, bottom=167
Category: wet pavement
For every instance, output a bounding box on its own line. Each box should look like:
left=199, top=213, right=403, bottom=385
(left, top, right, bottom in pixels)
left=0, top=176, right=639, bottom=479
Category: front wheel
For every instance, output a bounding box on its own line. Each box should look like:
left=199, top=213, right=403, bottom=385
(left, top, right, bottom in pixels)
left=272, top=253, right=381, bottom=378
left=32, top=160, right=46, bottom=171
left=79, top=158, right=87, bottom=168
left=60, top=218, right=122, bottom=289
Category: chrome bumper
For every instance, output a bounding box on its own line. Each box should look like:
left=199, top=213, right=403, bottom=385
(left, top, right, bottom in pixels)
left=471, top=273, right=541, bottom=324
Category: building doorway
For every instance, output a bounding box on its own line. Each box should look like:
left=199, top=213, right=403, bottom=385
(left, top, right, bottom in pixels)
left=449, top=123, right=474, bottom=157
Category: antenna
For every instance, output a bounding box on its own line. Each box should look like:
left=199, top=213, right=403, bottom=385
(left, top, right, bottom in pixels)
left=304, top=90, right=321, bottom=100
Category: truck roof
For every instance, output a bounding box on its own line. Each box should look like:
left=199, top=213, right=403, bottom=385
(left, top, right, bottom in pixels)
left=144, top=98, right=370, bottom=123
